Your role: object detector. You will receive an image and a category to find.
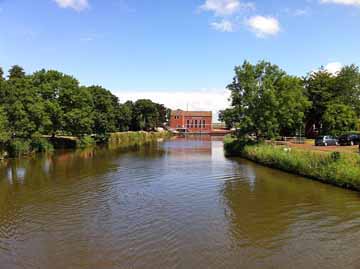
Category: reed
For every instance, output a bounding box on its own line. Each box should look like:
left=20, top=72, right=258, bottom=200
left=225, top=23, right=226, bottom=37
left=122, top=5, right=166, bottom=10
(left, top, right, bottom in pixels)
left=224, top=136, right=360, bottom=191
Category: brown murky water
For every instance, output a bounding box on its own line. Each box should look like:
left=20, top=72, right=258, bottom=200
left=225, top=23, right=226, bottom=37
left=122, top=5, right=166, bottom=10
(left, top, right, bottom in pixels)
left=0, top=136, right=359, bottom=269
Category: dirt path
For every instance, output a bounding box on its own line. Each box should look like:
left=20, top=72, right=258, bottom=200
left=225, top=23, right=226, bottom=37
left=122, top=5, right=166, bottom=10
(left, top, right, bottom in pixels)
left=288, top=141, right=359, bottom=153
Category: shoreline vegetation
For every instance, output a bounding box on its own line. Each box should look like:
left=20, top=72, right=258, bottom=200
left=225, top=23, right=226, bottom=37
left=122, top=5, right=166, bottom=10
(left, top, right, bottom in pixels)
left=224, top=135, right=360, bottom=191
left=220, top=60, right=360, bottom=191
left=0, top=131, right=172, bottom=160
left=0, top=65, right=172, bottom=159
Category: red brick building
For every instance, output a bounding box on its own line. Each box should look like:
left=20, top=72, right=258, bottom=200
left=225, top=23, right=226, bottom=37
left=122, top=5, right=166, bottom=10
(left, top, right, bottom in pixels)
left=169, top=110, right=212, bottom=133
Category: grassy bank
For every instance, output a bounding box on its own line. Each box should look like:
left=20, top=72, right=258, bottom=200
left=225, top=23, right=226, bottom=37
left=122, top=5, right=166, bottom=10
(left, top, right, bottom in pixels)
left=224, top=136, right=360, bottom=191
left=108, top=131, right=172, bottom=148
left=0, top=131, right=172, bottom=159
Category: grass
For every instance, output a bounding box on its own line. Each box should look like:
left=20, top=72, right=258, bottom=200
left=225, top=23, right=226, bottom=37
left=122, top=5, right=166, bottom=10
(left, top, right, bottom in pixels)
left=224, top=135, right=360, bottom=191
left=108, top=131, right=172, bottom=148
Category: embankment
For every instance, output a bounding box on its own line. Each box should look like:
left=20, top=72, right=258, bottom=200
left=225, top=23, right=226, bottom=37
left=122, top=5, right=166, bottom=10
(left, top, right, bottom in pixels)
left=224, top=135, right=360, bottom=191
left=0, top=131, right=172, bottom=159
left=108, top=131, right=172, bottom=148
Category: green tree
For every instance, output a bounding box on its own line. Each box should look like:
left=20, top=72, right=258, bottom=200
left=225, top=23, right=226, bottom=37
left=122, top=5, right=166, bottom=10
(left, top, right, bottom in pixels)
left=219, top=108, right=240, bottom=129
left=277, top=75, right=311, bottom=136
left=0, top=67, right=4, bottom=81
left=322, top=104, right=357, bottom=136
left=87, top=85, right=119, bottom=135
left=2, top=76, right=50, bottom=137
left=8, top=65, right=26, bottom=80
left=333, top=64, right=360, bottom=115
left=226, top=61, right=309, bottom=139
left=117, top=101, right=134, bottom=131
left=133, top=99, right=159, bottom=131
left=0, top=106, right=10, bottom=143
left=304, top=69, right=335, bottom=133
left=59, top=86, right=94, bottom=136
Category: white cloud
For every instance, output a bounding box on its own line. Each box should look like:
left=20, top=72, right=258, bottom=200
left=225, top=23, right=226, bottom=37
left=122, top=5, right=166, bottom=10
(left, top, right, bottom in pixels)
left=246, top=16, right=280, bottom=38
left=325, top=62, right=343, bottom=75
left=320, top=0, right=360, bottom=6
left=116, top=90, right=231, bottom=121
left=54, top=0, right=89, bottom=11
left=211, top=19, right=234, bottom=32
left=200, top=0, right=255, bottom=16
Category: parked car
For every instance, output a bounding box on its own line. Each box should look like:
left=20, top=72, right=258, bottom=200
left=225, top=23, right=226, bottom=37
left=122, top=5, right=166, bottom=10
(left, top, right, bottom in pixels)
left=338, top=134, right=360, bottom=146
left=315, top=136, right=338, bottom=146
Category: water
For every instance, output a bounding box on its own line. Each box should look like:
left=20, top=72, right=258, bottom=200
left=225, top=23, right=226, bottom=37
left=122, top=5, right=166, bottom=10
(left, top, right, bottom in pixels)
left=0, top=136, right=359, bottom=269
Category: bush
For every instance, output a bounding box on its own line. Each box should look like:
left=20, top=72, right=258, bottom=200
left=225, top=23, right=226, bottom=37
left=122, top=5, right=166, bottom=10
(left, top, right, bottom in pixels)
left=223, top=135, right=256, bottom=157
left=77, top=136, right=96, bottom=148
left=31, top=135, right=54, bottom=153
left=108, top=131, right=172, bottom=148
left=7, top=139, right=32, bottom=157
left=237, top=143, right=360, bottom=191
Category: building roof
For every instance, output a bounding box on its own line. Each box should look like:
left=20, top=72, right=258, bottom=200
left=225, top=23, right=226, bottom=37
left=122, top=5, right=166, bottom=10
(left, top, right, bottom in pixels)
left=171, top=110, right=212, bottom=117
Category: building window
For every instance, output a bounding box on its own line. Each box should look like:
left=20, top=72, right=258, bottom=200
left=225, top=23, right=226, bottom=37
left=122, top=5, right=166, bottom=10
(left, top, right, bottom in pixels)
left=195, top=120, right=198, bottom=128
left=203, top=120, right=206, bottom=128
left=191, top=120, right=193, bottom=128
left=187, top=120, right=190, bottom=128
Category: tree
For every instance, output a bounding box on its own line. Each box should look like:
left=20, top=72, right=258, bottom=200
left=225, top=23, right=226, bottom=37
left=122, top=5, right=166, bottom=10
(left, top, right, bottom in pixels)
left=155, top=103, right=168, bottom=127
left=303, top=68, right=335, bottom=136
left=87, top=86, right=119, bottom=135
left=0, top=67, right=4, bottom=81
left=219, top=108, right=240, bottom=129
left=226, top=60, right=309, bottom=139
left=322, top=104, right=357, bottom=136
left=133, top=99, right=159, bottom=131
left=333, top=64, right=360, bottom=115
left=117, top=101, right=134, bottom=131
left=0, top=106, right=10, bottom=143
left=8, top=65, right=26, bottom=80
left=59, top=86, right=94, bottom=136
left=277, top=75, right=311, bottom=136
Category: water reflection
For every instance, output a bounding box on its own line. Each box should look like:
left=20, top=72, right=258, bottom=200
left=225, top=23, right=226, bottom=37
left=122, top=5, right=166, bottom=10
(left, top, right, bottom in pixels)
left=0, top=137, right=359, bottom=269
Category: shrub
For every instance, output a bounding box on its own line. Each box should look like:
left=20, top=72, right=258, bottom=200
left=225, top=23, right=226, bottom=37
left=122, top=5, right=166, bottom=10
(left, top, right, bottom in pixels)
left=223, top=135, right=256, bottom=157
left=7, top=139, right=32, bottom=157
left=30, top=135, right=54, bottom=153
left=237, top=143, right=360, bottom=191
left=77, top=136, right=96, bottom=148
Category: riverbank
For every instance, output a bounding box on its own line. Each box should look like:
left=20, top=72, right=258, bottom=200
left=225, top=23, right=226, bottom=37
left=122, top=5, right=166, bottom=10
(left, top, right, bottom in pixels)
left=224, top=136, right=360, bottom=191
left=108, top=131, right=173, bottom=148
left=0, top=131, right=172, bottom=159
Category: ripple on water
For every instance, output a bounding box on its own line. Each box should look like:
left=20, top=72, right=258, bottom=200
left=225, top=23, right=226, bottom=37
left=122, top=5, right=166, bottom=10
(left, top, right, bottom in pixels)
left=0, top=137, right=360, bottom=269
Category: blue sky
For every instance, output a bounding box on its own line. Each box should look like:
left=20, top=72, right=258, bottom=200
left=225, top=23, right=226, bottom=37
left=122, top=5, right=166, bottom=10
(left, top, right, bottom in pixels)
left=1, top=0, right=360, bottom=113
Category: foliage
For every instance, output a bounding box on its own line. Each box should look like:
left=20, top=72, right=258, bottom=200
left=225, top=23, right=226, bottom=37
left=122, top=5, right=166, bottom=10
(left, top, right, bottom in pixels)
left=0, top=106, right=10, bottom=143
left=30, top=134, right=54, bottom=152
left=224, top=141, right=360, bottom=191
left=304, top=65, right=360, bottom=135
left=322, top=103, right=357, bottom=136
left=77, top=136, right=96, bottom=148
left=132, top=99, right=161, bottom=131
left=108, top=131, right=172, bottom=148
left=8, top=65, right=26, bottom=80
left=225, top=60, right=310, bottom=139
left=7, top=139, right=32, bottom=157
left=0, top=65, right=169, bottom=154
left=223, top=60, right=360, bottom=138
left=219, top=108, right=240, bottom=129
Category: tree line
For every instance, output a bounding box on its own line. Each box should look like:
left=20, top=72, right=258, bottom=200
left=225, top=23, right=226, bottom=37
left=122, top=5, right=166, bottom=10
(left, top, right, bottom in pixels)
left=220, top=60, right=360, bottom=138
left=0, top=65, right=169, bottom=146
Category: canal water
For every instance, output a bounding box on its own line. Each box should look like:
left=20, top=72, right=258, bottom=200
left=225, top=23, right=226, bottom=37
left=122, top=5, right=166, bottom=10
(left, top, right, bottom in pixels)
left=0, top=136, right=359, bottom=269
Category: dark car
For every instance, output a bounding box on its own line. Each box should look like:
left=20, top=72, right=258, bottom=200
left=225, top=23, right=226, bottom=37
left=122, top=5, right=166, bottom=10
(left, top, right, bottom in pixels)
left=315, top=136, right=338, bottom=146
left=338, top=134, right=360, bottom=146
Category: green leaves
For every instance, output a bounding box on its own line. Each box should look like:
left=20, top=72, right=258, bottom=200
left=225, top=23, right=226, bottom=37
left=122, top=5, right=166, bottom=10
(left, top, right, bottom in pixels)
left=0, top=65, right=169, bottom=140
left=226, top=60, right=309, bottom=139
